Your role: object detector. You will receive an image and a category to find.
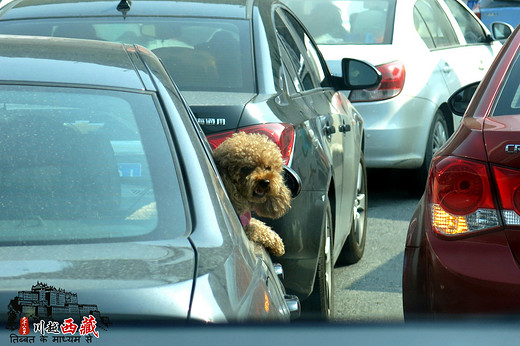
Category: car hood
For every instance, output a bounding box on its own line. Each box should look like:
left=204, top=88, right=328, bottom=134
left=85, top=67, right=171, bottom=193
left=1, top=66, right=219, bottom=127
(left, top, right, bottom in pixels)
left=183, top=91, right=256, bottom=135
left=0, top=239, right=195, bottom=325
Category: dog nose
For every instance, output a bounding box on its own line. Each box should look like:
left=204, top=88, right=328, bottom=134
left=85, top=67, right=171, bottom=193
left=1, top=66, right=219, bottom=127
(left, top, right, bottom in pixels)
left=259, top=179, right=270, bottom=189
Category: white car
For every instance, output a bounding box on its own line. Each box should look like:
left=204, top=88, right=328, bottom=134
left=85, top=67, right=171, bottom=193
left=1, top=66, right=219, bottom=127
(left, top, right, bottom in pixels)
left=285, top=0, right=504, bottom=190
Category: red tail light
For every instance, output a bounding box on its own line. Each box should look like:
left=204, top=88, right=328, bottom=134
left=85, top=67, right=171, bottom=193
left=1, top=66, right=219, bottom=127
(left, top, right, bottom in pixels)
left=206, top=123, right=295, bottom=165
left=492, top=166, right=520, bottom=225
left=349, top=61, right=405, bottom=102
left=206, top=129, right=236, bottom=150
left=429, top=156, right=500, bottom=237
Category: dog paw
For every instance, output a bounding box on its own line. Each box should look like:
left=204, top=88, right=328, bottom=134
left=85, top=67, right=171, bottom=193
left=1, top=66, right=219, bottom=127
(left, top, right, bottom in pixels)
left=246, top=218, right=285, bottom=256
left=269, top=237, right=285, bottom=257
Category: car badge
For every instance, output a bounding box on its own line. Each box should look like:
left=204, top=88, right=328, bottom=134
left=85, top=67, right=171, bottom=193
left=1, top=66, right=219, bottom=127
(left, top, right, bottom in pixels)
left=197, top=117, right=226, bottom=126
left=505, top=144, right=520, bottom=154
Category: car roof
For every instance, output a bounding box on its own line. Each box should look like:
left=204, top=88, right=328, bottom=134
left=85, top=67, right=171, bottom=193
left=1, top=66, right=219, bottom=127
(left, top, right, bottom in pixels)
left=0, top=34, right=151, bottom=90
left=0, top=0, right=258, bottom=20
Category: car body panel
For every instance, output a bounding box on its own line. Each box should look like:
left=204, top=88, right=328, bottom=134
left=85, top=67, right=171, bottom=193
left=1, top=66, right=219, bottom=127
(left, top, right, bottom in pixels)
left=183, top=92, right=255, bottom=133
left=483, top=115, right=520, bottom=169
left=0, top=240, right=196, bottom=319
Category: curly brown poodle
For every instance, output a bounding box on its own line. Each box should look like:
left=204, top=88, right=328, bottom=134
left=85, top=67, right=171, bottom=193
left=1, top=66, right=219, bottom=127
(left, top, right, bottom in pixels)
left=213, top=132, right=292, bottom=256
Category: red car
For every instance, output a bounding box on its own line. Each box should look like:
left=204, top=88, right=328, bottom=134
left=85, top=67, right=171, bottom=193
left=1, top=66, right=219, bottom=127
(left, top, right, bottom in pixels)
left=403, top=24, right=520, bottom=318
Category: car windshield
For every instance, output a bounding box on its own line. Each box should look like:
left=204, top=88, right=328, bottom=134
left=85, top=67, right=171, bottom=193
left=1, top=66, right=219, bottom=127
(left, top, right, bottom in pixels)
left=285, top=0, right=395, bottom=44
left=0, top=85, right=186, bottom=244
left=0, top=17, right=254, bottom=93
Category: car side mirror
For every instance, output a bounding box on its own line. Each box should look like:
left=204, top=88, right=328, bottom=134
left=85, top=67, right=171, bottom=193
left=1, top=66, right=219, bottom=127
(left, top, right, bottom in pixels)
left=491, top=22, right=514, bottom=42
left=282, top=165, right=301, bottom=198
left=341, top=58, right=382, bottom=90
left=448, top=81, right=480, bottom=116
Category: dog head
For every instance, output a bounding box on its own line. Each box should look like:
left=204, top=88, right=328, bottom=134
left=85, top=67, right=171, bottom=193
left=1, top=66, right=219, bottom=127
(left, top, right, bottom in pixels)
left=213, top=132, right=292, bottom=219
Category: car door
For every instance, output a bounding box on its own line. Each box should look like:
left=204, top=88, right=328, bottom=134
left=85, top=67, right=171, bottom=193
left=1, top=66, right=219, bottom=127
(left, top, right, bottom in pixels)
left=413, top=0, right=465, bottom=95
left=441, top=0, right=502, bottom=80
left=275, top=7, right=357, bottom=250
left=415, top=0, right=499, bottom=93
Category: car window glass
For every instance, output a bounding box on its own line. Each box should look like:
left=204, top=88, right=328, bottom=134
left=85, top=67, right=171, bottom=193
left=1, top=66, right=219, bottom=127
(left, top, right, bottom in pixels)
left=414, top=0, right=459, bottom=49
left=443, top=0, right=487, bottom=44
left=282, top=10, right=328, bottom=86
left=413, top=6, right=435, bottom=49
left=0, top=18, right=254, bottom=93
left=0, top=85, right=186, bottom=244
left=279, top=45, right=303, bottom=94
left=493, top=53, right=520, bottom=116
left=275, top=13, right=304, bottom=92
left=275, top=9, right=326, bottom=91
left=285, top=0, right=395, bottom=45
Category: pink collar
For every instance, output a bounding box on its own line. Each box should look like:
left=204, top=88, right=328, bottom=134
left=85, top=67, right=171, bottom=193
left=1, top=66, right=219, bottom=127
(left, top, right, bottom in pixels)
left=239, top=211, right=251, bottom=227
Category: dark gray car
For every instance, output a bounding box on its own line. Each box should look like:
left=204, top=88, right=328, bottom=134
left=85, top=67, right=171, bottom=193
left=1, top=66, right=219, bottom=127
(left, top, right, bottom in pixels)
left=0, top=34, right=297, bottom=326
left=0, top=0, right=381, bottom=319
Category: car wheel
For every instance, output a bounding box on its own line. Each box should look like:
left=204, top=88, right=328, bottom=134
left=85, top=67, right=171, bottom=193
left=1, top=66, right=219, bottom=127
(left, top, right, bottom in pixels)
left=302, top=197, right=334, bottom=320
left=412, top=110, right=448, bottom=194
left=337, top=153, right=367, bottom=265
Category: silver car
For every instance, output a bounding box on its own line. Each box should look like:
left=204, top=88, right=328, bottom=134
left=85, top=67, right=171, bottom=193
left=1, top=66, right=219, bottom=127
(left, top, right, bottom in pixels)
left=286, top=0, right=504, bottom=191
left=0, top=34, right=298, bottom=326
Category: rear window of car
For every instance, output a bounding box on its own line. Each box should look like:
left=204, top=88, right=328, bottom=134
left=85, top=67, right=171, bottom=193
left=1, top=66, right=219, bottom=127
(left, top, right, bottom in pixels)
left=285, top=0, right=396, bottom=44
left=493, top=53, right=520, bottom=116
left=0, top=17, right=254, bottom=93
left=0, top=85, right=186, bottom=244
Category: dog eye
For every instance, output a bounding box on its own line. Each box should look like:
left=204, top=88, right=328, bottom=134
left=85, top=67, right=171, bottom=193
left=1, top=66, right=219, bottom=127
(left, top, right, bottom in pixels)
left=240, top=166, right=254, bottom=175
left=266, top=166, right=271, bottom=171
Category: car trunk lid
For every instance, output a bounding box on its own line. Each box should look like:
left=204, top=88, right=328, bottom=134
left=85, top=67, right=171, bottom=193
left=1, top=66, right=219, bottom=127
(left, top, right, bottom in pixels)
left=0, top=239, right=196, bottom=326
left=183, top=91, right=255, bottom=135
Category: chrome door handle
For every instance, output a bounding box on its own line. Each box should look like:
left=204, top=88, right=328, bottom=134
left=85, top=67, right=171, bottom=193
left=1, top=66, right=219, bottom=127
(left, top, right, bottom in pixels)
left=324, top=125, right=336, bottom=136
left=339, top=124, right=351, bottom=132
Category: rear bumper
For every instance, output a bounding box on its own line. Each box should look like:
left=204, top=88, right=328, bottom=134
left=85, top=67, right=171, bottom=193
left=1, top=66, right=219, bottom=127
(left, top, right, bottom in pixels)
left=403, top=202, right=520, bottom=317
left=425, top=230, right=520, bottom=315
left=353, top=95, right=437, bottom=169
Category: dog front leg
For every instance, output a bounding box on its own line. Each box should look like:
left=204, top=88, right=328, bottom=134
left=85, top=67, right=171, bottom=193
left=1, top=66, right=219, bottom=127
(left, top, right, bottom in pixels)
left=245, top=217, right=285, bottom=256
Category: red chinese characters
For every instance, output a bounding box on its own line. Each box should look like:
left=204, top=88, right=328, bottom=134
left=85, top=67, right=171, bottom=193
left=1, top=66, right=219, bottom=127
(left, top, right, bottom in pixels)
left=60, top=318, right=78, bottom=335
left=79, top=315, right=99, bottom=338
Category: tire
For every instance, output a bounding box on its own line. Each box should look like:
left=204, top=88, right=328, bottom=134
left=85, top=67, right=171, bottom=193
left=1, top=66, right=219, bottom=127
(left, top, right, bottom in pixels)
left=412, top=110, right=448, bottom=194
left=337, top=153, right=368, bottom=265
left=302, top=197, right=334, bottom=320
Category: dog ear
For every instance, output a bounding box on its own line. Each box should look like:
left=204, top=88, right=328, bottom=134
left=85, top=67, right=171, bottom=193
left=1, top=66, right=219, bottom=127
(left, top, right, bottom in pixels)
left=220, top=173, right=250, bottom=216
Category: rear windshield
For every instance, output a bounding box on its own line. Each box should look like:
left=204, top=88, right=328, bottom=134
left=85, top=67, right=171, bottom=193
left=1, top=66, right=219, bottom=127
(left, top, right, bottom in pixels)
left=0, top=85, right=186, bottom=244
left=285, top=0, right=396, bottom=44
left=493, top=52, right=520, bottom=116
left=0, top=17, right=254, bottom=93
